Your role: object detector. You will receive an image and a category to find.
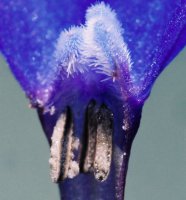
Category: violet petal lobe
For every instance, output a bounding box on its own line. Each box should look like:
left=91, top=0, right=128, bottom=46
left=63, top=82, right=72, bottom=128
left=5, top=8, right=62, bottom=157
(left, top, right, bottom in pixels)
left=0, top=0, right=59, bottom=104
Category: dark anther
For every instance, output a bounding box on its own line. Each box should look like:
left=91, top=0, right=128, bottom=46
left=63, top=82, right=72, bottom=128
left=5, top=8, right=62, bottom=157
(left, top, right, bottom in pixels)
left=93, top=105, right=113, bottom=181
left=82, top=100, right=98, bottom=172
left=83, top=102, right=113, bottom=182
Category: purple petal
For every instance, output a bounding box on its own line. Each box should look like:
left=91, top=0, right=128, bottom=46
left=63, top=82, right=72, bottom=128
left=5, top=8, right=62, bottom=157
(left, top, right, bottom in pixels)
left=108, top=0, right=186, bottom=101
left=1, top=0, right=185, bottom=105
left=139, top=4, right=186, bottom=100
left=0, top=0, right=57, bottom=103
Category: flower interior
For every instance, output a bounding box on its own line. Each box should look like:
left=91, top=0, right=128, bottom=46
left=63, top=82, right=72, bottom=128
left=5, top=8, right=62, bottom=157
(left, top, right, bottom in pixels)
left=37, top=4, right=142, bottom=199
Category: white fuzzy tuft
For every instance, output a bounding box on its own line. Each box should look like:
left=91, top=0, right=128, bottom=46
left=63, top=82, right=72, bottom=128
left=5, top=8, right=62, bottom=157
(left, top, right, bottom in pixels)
left=54, top=2, right=132, bottom=81
left=85, top=2, right=117, bottom=23
left=81, top=2, right=132, bottom=80
left=54, top=26, right=87, bottom=76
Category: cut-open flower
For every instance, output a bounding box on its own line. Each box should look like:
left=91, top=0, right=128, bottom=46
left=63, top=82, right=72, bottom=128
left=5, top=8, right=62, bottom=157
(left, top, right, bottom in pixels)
left=0, top=1, right=185, bottom=200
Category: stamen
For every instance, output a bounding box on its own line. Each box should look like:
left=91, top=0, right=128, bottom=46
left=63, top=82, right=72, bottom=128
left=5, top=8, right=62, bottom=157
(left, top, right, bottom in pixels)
left=61, top=121, right=80, bottom=179
left=83, top=102, right=97, bottom=172
left=49, top=112, right=67, bottom=183
left=93, top=106, right=113, bottom=182
left=49, top=109, right=80, bottom=183
left=83, top=102, right=113, bottom=182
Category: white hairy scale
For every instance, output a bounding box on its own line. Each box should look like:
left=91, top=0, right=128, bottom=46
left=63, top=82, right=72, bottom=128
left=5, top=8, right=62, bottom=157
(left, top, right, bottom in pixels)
left=54, top=2, right=132, bottom=81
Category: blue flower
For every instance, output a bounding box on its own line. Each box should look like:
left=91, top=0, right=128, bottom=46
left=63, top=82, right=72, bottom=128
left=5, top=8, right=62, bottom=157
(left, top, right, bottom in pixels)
left=0, top=1, right=185, bottom=200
